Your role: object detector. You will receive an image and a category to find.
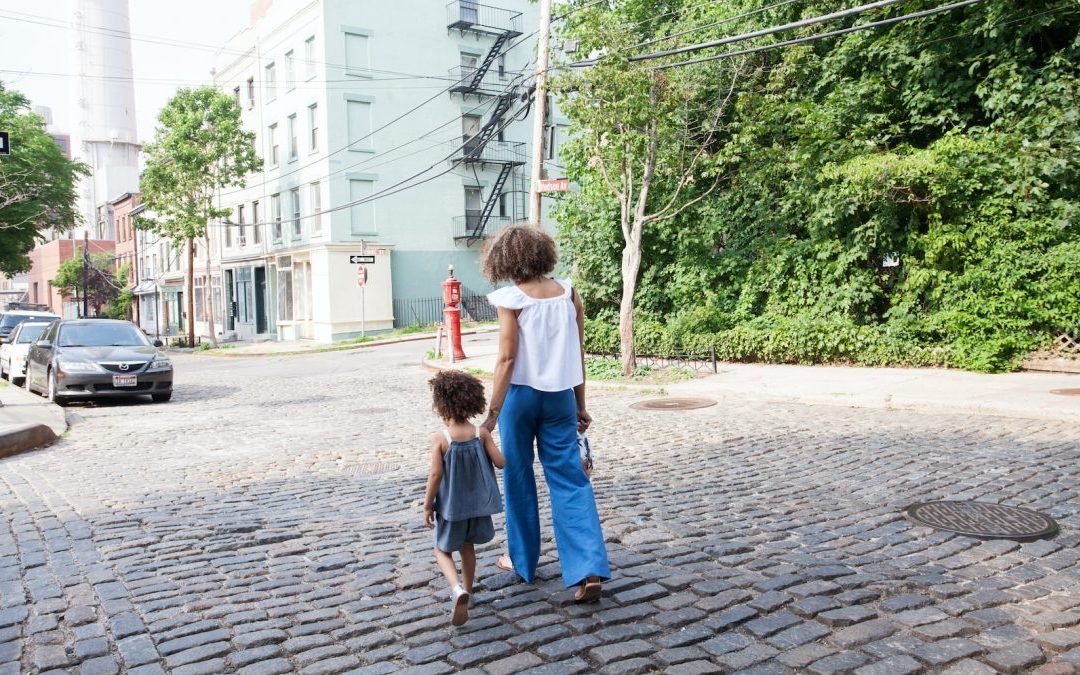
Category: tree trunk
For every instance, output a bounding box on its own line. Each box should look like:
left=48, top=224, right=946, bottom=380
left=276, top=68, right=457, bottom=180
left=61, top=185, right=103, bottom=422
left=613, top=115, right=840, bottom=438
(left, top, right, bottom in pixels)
left=619, top=239, right=642, bottom=376
left=204, top=234, right=218, bottom=348
left=185, top=237, right=196, bottom=348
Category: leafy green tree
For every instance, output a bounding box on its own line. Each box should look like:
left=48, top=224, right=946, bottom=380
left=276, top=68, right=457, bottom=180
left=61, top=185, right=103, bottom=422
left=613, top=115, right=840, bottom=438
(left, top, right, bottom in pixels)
left=50, top=251, right=121, bottom=316
left=555, top=1, right=743, bottom=374
left=140, top=86, right=261, bottom=346
left=558, top=0, right=1080, bottom=372
left=0, top=81, right=88, bottom=275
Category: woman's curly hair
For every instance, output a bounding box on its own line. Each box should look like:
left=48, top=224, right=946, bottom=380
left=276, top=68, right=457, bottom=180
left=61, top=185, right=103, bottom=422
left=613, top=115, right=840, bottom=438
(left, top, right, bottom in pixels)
left=481, top=224, right=558, bottom=283
left=429, top=370, right=487, bottom=423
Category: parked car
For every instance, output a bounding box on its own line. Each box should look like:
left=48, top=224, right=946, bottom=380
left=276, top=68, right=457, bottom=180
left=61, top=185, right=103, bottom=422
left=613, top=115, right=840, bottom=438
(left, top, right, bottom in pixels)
left=25, top=319, right=173, bottom=405
left=0, top=309, right=59, bottom=344
left=0, top=321, right=53, bottom=385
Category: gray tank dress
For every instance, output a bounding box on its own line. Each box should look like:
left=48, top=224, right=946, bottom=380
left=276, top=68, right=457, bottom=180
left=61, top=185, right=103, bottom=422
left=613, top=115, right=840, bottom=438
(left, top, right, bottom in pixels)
left=434, top=428, right=503, bottom=553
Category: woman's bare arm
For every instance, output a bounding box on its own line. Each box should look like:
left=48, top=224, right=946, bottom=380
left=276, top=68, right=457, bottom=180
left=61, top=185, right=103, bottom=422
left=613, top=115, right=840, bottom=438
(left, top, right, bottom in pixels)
left=481, top=306, right=518, bottom=432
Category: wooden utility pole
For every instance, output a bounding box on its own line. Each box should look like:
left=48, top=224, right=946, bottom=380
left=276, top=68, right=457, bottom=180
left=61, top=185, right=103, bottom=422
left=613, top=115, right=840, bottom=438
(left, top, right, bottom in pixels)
left=528, top=0, right=553, bottom=225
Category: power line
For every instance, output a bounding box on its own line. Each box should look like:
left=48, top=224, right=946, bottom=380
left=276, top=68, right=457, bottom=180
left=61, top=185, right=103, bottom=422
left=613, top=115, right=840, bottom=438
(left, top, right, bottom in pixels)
left=630, top=0, right=803, bottom=51
left=652, top=0, right=986, bottom=70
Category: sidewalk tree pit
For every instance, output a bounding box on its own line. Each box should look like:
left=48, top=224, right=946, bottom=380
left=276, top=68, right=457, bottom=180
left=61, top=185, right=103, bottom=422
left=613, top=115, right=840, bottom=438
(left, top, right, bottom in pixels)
left=906, top=501, right=1059, bottom=541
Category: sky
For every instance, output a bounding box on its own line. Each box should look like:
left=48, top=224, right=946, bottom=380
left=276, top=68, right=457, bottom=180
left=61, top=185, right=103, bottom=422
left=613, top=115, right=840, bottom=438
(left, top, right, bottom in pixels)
left=0, top=0, right=249, bottom=144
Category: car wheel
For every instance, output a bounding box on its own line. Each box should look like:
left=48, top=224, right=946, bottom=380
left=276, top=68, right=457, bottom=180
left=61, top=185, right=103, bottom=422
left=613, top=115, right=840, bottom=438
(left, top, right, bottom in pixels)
left=0, top=359, right=6, bottom=380
left=47, top=369, right=67, bottom=407
left=24, top=364, right=35, bottom=393
left=151, top=393, right=172, bottom=403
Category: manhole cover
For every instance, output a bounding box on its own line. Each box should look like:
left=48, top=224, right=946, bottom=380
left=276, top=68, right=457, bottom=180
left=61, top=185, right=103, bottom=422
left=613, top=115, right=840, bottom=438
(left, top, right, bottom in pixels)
left=352, top=462, right=398, bottom=475
left=630, top=397, right=716, bottom=410
left=906, top=501, right=1058, bottom=540
left=1050, top=388, right=1080, bottom=397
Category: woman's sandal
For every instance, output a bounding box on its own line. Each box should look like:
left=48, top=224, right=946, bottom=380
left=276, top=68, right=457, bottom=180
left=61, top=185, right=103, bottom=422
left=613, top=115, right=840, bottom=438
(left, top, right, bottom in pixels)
left=574, top=577, right=602, bottom=603
left=495, top=555, right=514, bottom=572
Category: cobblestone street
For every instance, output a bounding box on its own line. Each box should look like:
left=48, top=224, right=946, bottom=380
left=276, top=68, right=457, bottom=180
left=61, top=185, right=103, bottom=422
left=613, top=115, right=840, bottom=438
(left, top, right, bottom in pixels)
left=1, top=337, right=1078, bottom=674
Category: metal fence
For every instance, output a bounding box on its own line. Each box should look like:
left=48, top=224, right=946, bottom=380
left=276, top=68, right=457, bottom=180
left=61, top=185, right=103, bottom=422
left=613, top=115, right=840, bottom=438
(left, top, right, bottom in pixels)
left=589, top=349, right=720, bottom=373
left=393, top=291, right=497, bottom=329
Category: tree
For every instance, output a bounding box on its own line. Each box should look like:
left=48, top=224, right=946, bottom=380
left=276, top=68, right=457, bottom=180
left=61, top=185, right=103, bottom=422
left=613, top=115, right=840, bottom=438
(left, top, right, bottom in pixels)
left=50, top=251, right=122, bottom=316
left=556, top=3, right=742, bottom=375
left=140, top=86, right=261, bottom=347
left=0, top=81, right=88, bottom=275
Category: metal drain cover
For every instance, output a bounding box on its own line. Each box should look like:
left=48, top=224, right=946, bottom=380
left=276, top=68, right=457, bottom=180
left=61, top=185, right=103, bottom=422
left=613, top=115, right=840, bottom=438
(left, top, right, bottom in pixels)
left=906, top=501, right=1058, bottom=540
left=1050, top=388, right=1080, bottom=397
left=630, top=397, right=716, bottom=411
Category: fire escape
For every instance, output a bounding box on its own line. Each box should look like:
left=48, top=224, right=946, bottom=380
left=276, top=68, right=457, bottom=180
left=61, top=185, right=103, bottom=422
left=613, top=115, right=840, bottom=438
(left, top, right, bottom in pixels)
left=446, top=1, right=526, bottom=245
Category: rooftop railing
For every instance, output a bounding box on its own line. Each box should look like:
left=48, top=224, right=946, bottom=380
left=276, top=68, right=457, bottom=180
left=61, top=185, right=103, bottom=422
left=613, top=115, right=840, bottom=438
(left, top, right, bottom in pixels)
left=446, top=1, right=523, bottom=36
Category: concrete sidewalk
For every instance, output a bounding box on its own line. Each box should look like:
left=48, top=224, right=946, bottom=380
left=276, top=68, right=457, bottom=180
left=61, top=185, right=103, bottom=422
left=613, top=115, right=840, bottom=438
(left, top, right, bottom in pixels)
left=0, top=382, right=68, bottom=456
left=432, top=333, right=1080, bottom=421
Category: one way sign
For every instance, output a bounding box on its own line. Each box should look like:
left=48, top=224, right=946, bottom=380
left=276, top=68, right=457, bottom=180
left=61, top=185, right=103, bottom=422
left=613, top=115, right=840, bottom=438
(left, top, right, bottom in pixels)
left=349, top=254, right=375, bottom=264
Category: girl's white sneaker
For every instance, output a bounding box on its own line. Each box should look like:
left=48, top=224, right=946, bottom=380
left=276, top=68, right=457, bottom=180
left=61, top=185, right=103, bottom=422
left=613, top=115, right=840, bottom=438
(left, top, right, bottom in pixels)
left=451, top=584, right=470, bottom=626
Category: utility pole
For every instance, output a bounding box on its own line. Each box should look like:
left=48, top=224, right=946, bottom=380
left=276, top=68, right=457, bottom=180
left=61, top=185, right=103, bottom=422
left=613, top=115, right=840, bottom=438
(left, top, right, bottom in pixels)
left=528, top=0, right=553, bottom=225
left=82, top=231, right=89, bottom=318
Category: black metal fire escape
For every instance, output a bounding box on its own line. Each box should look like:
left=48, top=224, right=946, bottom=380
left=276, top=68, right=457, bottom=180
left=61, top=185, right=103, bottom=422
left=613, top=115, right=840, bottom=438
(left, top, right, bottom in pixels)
left=447, top=1, right=526, bottom=244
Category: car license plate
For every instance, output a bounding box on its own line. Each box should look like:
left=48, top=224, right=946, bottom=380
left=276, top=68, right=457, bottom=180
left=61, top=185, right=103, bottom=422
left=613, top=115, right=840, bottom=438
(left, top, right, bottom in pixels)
left=113, top=375, right=137, bottom=387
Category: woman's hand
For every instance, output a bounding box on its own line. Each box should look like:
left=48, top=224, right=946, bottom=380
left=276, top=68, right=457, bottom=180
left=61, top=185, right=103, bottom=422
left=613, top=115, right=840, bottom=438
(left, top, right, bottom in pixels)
left=481, top=412, right=498, bottom=433
left=577, top=408, right=592, bottom=433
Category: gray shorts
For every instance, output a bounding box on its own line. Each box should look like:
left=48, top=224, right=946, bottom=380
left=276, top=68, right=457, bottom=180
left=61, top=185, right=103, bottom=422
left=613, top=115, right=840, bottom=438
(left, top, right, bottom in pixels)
left=434, top=514, right=495, bottom=553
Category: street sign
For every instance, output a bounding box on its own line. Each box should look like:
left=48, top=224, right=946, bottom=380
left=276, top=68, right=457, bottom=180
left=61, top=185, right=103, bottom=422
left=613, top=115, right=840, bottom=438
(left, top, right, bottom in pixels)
left=349, top=254, right=375, bottom=264
left=537, top=177, right=569, bottom=193
left=356, top=265, right=368, bottom=288
left=0, top=131, right=9, bottom=156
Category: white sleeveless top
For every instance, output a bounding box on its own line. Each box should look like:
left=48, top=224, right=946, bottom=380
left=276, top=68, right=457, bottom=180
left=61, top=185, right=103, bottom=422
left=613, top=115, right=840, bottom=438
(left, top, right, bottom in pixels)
left=487, top=279, right=584, bottom=392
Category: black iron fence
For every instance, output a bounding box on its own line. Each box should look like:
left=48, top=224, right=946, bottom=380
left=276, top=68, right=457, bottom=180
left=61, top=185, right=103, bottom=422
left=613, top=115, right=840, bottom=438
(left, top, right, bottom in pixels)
left=393, top=291, right=497, bottom=329
left=589, top=349, right=720, bottom=373
left=446, top=0, right=523, bottom=35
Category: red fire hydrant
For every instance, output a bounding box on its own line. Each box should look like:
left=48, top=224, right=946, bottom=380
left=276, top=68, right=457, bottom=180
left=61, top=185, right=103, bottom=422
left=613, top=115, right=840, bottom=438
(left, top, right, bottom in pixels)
left=442, top=265, right=466, bottom=361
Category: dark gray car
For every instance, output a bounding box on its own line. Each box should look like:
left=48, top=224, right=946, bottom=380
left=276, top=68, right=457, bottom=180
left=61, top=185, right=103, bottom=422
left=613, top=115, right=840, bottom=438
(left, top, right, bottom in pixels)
left=25, top=319, right=173, bottom=405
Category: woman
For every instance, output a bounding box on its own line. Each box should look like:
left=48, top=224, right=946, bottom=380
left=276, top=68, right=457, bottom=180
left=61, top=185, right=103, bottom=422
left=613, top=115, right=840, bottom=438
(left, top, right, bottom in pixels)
left=480, top=224, right=610, bottom=602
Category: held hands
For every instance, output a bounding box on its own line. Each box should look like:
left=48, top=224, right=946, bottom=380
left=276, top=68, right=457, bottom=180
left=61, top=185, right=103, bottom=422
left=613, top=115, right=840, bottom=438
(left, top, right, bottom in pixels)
left=578, top=408, right=592, bottom=433
left=480, top=412, right=498, bottom=433
left=423, top=506, right=435, bottom=529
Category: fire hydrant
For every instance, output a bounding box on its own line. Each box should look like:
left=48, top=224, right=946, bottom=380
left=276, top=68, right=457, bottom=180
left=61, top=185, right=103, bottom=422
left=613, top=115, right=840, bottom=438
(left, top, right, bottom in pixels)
left=442, top=265, right=466, bottom=361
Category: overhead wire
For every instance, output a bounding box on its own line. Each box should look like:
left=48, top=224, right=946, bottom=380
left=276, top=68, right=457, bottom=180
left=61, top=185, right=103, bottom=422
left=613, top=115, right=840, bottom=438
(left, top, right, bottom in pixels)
left=649, top=0, right=986, bottom=70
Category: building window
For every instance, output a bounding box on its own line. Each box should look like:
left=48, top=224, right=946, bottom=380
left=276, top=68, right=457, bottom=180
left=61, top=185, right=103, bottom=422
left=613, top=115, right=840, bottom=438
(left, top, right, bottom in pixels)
left=345, top=32, right=370, bottom=74
left=252, top=201, right=261, bottom=244
left=287, top=114, right=298, bottom=161
left=308, top=104, right=318, bottom=152
left=290, top=188, right=301, bottom=236
left=305, top=36, right=316, bottom=79
left=284, top=50, right=295, bottom=91
left=346, top=101, right=372, bottom=149
left=271, top=193, right=282, bottom=241
left=237, top=204, right=246, bottom=245
left=265, top=62, right=277, bottom=101
left=499, top=193, right=509, bottom=218
left=309, top=181, right=322, bottom=234
left=247, top=77, right=255, bottom=107
left=233, top=86, right=241, bottom=106
left=268, top=123, right=279, bottom=166
left=497, top=53, right=506, bottom=78
left=349, top=179, right=375, bottom=234
left=225, top=212, right=234, bottom=247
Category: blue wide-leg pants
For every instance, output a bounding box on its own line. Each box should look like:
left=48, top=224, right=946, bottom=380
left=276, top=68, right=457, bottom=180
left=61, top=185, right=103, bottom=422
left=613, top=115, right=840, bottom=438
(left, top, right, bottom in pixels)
left=500, top=384, right=611, bottom=588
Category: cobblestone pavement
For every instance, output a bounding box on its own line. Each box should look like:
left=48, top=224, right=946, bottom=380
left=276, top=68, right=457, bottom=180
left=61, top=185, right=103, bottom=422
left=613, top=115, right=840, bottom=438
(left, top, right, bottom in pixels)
left=1, top=338, right=1078, bottom=675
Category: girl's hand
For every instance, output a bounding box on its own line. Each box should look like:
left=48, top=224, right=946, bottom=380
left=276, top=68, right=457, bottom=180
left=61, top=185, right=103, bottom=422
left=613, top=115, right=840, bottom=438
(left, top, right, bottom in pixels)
left=578, top=408, right=592, bottom=433
left=423, top=507, right=435, bottom=529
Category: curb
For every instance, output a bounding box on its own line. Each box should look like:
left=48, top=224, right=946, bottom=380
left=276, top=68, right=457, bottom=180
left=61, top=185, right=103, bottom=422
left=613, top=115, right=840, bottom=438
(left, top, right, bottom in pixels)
left=195, top=326, right=501, bottom=358
left=0, top=423, right=58, bottom=458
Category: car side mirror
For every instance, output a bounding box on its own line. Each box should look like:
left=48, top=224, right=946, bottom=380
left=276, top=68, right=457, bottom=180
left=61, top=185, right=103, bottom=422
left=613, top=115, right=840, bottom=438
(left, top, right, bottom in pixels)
left=36, top=340, right=52, bottom=348
left=153, top=339, right=164, bottom=348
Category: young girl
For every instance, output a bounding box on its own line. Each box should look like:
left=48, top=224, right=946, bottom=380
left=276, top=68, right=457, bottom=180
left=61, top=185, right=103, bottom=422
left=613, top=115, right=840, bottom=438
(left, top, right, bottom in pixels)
left=422, top=370, right=506, bottom=626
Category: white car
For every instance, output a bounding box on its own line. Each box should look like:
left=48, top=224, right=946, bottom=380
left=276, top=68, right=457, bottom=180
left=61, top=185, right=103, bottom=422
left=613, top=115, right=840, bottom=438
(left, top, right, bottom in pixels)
left=0, top=321, right=53, bottom=385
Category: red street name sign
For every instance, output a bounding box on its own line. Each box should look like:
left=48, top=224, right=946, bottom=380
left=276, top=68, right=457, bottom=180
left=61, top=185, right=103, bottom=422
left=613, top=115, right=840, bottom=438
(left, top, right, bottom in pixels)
left=537, top=177, right=569, bottom=193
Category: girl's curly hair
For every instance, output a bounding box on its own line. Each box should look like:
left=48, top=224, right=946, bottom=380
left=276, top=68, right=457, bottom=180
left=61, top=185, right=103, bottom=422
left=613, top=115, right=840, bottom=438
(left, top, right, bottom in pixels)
left=481, top=224, right=558, bottom=284
left=429, top=370, right=487, bottom=423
